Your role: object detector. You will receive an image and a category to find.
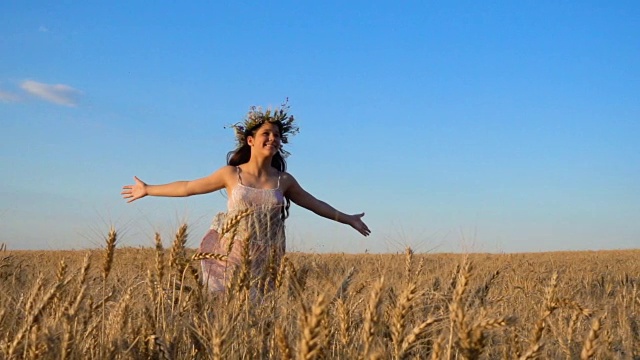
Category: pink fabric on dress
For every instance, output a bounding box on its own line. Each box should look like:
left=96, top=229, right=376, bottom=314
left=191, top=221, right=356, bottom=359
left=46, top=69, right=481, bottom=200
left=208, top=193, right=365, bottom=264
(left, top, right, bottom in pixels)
left=199, top=168, right=285, bottom=292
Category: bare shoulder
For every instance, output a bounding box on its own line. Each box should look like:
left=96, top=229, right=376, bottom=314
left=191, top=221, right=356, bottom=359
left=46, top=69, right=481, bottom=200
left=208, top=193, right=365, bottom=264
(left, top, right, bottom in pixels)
left=280, top=171, right=316, bottom=205
left=203, top=165, right=237, bottom=187
left=218, top=165, right=237, bottom=175
left=279, top=171, right=303, bottom=194
left=183, top=165, right=236, bottom=195
left=214, top=165, right=237, bottom=181
left=279, top=171, right=296, bottom=183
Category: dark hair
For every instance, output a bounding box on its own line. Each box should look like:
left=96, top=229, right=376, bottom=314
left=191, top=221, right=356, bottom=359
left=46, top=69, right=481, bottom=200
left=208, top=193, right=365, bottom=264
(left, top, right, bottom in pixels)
left=226, top=122, right=291, bottom=220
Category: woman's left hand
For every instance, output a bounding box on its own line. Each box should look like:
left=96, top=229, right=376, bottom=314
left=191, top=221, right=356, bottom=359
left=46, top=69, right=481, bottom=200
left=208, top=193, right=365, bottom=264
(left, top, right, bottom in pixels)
left=348, top=213, right=371, bottom=236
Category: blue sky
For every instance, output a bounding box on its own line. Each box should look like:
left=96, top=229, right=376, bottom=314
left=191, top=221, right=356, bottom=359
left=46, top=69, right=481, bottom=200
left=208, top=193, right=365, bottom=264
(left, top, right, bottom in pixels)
left=1, top=1, right=638, bottom=253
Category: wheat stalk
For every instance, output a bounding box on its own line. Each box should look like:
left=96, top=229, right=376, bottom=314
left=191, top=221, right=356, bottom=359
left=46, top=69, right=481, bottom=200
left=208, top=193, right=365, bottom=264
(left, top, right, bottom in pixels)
left=78, top=252, right=91, bottom=286
left=102, top=227, right=117, bottom=281
left=391, top=281, right=419, bottom=358
left=155, top=232, right=165, bottom=285
left=404, top=247, right=414, bottom=285
left=220, top=208, right=253, bottom=239
left=519, top=343, right=542, bottom=360
left=7, top=278, right=63, bottom=358
left=399, top=317, right=438, bottom=359
left=362, top=276, right=384, bottom=357
left=563, top=309, right=581, bottom=360
left=169, top=224, right=188, bottom=275
left=299, top=293, right=328, bottom=360
left=191, top=252, right=228, bottom=261
left=430, top=333, right=445, bottom=360
left=336, top=298, right=351, bottom=347
left=212, top=330, right=224, bottom=360
left=101, top=227, right=117, bottom=359
left=447, top=258, right=471, bottom=359
left=520, top=271, right=562, bottom=358
left=580, top=316, right=601, bottom=359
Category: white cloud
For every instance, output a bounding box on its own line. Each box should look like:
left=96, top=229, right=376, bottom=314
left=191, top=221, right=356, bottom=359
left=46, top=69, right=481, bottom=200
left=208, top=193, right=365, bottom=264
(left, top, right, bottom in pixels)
left=20, top=80, right=82, bottom=107
left=0, top=90, right=20, bottom=103
left=39, top=25, right=49, bottom=32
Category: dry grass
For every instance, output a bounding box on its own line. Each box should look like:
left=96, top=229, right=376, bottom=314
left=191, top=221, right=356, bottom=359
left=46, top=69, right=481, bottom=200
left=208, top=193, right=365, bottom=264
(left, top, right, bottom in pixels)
left=0, top=226, right=639, bottom=359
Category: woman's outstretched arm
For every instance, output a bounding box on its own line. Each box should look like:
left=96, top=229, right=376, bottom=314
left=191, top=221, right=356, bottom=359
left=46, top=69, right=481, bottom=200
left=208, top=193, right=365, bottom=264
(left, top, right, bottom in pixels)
left=121, top=166, right=233, bottom=203
left=284, top=174, right=371, bottom=236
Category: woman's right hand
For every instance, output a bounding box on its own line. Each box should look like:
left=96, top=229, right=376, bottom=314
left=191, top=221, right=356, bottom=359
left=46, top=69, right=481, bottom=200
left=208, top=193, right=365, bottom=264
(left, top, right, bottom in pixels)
left=121, top=176, right=148, bottom=203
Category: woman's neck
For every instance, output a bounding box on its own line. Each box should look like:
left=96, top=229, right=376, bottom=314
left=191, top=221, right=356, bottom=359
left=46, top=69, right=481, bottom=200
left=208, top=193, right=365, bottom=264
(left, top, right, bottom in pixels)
left=243, top=156, right=274, bottom=177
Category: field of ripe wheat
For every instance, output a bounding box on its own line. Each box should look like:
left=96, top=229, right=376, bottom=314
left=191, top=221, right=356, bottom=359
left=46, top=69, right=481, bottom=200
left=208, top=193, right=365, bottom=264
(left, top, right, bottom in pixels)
left=0, top=226, right=638, bottom=360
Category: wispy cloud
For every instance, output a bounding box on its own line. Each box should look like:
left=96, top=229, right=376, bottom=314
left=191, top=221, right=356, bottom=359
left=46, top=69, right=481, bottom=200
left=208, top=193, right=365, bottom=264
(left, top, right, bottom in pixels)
left=20, top=80, right=82, bottom=107
left=39, top=25, right=49, bottom=33
left=0, top=90, right=20, bottom=103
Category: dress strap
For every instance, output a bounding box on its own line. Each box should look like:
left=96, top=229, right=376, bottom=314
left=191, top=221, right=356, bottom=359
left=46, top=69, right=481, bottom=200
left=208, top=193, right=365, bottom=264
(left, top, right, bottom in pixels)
left=236, top=166, right=243, bottom=185
left=276, top=172, right=281, bottom=189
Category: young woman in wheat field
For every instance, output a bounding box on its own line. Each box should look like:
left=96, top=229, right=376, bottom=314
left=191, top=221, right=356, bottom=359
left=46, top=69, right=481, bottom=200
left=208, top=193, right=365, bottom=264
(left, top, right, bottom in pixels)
left=121, top=101, right=370, bottom=292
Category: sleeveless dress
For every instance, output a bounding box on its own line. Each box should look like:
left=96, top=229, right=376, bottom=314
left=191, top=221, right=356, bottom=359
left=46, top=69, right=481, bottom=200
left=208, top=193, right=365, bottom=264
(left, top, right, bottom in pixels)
left=199, top=167, right=286, bottom=292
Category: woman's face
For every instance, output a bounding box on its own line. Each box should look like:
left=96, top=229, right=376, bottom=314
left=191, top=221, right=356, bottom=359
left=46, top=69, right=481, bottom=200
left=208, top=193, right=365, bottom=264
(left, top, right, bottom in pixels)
left=248, top=122, right=281, bottom=156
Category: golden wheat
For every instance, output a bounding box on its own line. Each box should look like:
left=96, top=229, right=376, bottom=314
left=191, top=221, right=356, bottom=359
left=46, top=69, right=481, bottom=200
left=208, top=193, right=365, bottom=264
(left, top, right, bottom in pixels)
left=0, top=224, right=638, bottom=359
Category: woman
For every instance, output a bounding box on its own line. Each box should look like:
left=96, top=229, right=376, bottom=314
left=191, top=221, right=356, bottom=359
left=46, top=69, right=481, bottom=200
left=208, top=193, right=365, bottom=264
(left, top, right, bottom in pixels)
left=121, top=102, right=370, bottom=292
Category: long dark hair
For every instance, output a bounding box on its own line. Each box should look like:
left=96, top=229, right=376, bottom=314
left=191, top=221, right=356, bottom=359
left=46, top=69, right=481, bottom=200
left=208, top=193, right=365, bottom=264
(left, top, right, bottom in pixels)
left=226, top=123, right=291, bottom=220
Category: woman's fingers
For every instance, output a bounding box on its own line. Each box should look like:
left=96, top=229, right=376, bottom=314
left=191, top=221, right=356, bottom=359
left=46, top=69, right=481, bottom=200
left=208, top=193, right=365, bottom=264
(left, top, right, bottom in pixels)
left=121, top=185, right=134, bottom=196
left=121, top=181, right=140, bottom=202
left=351, top=213, right=370, bottom=236
left=121, top=176, right=147, bottom=203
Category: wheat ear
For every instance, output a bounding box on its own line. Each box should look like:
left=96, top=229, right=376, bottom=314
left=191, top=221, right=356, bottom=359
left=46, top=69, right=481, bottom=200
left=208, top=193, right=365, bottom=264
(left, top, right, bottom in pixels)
left=276, top=325, right=293, bottom=360
left=101, top=227, right=117, bottom=359
left=400, top=317, right=439, bottom=359
left=169, top=224, right=188, bottom=275
left=362, top=276, right=384, bottom=357
left=191, top=252, right=228, bottom=261
left=580, top=316, right=602, bottom=360
left=404, top=247, right=414, bottom=285
left=391, top=282, right=419, bottom=358
left=7, top=279, right=63, bottom=358
left=154, top=232, right=165, bottom=285
left=299, top=293, right=328, bottom=360
left=102, top=227, right=117, bottom=281
left=447, top=259, right=471, bottom=360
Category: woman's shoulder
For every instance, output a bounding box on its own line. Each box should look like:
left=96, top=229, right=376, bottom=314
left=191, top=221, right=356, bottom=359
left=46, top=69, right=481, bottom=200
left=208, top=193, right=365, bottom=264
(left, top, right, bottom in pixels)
left=278, top=171, right=299, bottom=187
left=215, top=165, right=237, bottom=174
left=208, top=165, right=237, bottom=180
left=279, top=170, right=294, bottom=179
left=222, top=164, right=238, bottom=171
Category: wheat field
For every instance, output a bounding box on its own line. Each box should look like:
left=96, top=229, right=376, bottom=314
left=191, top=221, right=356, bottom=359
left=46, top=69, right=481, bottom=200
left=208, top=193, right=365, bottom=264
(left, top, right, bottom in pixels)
left=0, top=225, right=638, bottom=359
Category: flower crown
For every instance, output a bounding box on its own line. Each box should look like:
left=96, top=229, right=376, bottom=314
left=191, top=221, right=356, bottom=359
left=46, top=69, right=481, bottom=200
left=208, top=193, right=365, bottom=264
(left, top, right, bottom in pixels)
left=228, top=99, right=300, bottom=156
